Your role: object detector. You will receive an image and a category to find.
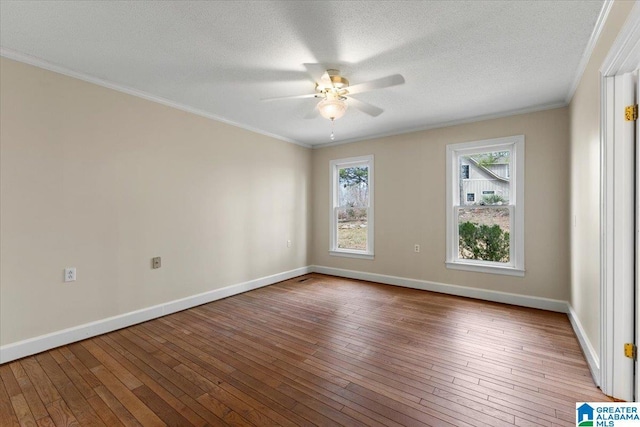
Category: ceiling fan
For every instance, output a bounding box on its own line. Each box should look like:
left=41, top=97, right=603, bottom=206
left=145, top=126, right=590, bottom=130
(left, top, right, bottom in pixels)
left=262, top=68, right=405, bottom=126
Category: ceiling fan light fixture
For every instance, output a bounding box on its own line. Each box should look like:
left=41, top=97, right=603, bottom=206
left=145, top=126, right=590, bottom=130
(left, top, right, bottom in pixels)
left=318, top=98, right=348, bottom=121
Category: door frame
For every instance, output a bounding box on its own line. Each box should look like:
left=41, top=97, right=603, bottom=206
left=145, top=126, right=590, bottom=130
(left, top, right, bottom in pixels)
left=600, top=1, right=640, bottom=400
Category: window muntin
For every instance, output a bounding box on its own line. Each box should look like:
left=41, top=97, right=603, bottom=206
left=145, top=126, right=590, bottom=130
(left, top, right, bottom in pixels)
left=330, top=156, right=374, bottom=259
left=446, top=136, right=524, bottom=276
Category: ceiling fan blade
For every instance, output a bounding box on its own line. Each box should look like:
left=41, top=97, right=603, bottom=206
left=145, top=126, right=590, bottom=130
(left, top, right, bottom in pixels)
left=346, top=74, right=405, bottom=96
left=318, top=70, right=335, bottom=90
left=303, top=63, right=330, bottom=84
left=261, top=93, right=317, bottom=102
left=347, top=97, right=383, bottom=117
left=303, top=63, right=342, bottom=84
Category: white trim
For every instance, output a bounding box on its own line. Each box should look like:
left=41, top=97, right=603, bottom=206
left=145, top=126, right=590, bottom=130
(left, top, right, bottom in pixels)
left=311, top=265, right=567, bottom=313
left=598, top=2, right=640, bottom=399
left=611, top=72, right=635, bottom=401
left=635, top=68, right=640, bottom=402
left=329, top=250, right=374, bottom=260
left=445, top=261, right=524, bottom=277
left=0, top=266, right=311, bottom=364
left=600, top=1, right=640, bottom=76
left=0, top=48, right=311, bottom=149
left=565, top=0, right=614, bottom=103
left=567, top=304, right=601, bottom=387
left=599, top=73, right=636, bottom=402
left=329, top=155, right=374, bottom=258
left=601, top=75, right=616, bottom=396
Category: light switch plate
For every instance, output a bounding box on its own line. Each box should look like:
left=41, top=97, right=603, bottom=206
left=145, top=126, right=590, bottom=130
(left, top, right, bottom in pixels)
left=152, top=257, right=161, bottom=269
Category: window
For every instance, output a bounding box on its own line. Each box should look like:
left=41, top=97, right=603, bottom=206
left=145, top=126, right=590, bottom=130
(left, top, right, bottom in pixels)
left=330, top=155, right=374, bottom=259
left=446, top=135, right=524, bottom=276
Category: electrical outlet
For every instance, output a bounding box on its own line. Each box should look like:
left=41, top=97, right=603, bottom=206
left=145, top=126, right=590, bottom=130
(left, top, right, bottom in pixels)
left=414, top=244, right=420, bottom=253
left=152, top=257, right=161, bottom=269
left=287, top=240, right=292, bottom=248
left=64, top=267, right=76, bottom=282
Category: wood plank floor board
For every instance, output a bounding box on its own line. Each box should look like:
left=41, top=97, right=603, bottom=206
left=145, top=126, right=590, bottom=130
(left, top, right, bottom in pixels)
left=101, top=333, right=190, bottom=400
left=35, top=352, right=106, bottom=426
left=20, top=358, right=62, bottom=407
left=94, top=338, right=210, bottom=427
left=91, top=385, right=142, bottom=427
left=1, top=274, right=609, bottom=426
left=131, top=385, right=195, bottom=427
left=57, top=360, right=97, bottom=402
left=175, top=364, right=288, bottom=427
left=35, top=416, right=56, bottom=427
left=10, top=393, right=38, bottom=427
left=84, top=394, right=126, bottom=427
left=89, top=365, right=165, bottom=426
left=0, top=365, right=23, bottom=399
left=0, top=376, right=21, bottom=427
left=80, top=341, right=144, bottom=391
left=45, top=398, right=81, bottom=427
left=147, top=328, right=321, bottom=427
left=291, top=376, right=407, bottom=427
left=12, top=370, right=49, bottom=421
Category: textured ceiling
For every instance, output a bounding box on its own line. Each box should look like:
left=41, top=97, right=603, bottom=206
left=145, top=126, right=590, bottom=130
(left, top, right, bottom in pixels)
left=0, top=1, right=605, bottom=147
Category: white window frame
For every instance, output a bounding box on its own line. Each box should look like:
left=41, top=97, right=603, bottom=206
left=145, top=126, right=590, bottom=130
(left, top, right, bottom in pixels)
left=329, top=155, right=374, bottom=259
left=445, top=135, right=525, bottom=276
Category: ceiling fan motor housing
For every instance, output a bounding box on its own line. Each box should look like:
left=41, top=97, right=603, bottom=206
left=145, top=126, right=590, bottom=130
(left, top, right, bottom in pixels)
left=316, top=69, right=349, bottom=94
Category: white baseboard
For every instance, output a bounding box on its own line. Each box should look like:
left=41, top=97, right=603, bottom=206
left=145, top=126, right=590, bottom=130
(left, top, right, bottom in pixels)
left=311, top=265, right=569, bottom=312
left=0, top=266, right=311, bottom=364
left=567, top=304, right=601, bottom=387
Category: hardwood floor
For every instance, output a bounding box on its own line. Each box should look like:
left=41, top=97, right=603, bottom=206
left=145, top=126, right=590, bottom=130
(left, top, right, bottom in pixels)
left=1, top=273, right=608, bottom=426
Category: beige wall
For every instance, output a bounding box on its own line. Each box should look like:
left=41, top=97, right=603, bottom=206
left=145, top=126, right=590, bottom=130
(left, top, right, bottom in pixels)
left=311, top=108, right=571, bottom=300
left=0, top=58, right=311, bottom=346
left=569, top=0, right=635, bottom=359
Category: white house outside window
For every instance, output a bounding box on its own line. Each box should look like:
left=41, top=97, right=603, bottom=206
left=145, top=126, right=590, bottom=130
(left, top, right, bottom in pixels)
left=330, top=155, right=374, bottom=259
left=446, top=136, right=524, bottom=276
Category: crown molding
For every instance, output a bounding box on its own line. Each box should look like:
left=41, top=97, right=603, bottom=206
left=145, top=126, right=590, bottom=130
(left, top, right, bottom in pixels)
left=600, top=0, right=640, bottom=76
left=565, top=0, right=614, bottom=103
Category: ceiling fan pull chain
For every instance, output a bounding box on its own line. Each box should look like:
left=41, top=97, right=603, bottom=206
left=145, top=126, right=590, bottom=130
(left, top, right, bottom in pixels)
left=330, top=119, right=336, bottom=141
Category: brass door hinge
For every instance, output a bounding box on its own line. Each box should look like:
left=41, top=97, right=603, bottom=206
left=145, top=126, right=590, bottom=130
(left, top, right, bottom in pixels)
left=624, top=343, right=636, bottom=360
left=625, top=104, right=638, bottom=121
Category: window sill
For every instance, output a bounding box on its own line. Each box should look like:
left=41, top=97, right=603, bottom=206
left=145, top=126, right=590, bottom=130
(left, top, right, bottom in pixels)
left=330, top=250, right=374, bottom=260
left=445, top=261, right=525, bottom=277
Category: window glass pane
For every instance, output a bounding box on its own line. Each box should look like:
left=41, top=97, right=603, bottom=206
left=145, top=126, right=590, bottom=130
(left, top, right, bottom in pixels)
left=461, top=165, right=469, bottom=179
left=337, top=207, right=367, bottom=250
left=458, top=207, right=510, bottom=263
left=338, top=166, right=369, bottom=207
left=459, top=151, right=510, bottom=206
